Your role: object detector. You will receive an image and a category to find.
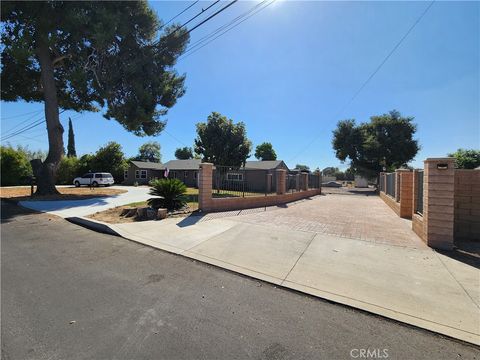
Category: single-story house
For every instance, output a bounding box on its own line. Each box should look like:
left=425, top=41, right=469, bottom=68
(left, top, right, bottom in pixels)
left=211, top=160, right=289, bottom=193
left=123, top=159, right=201, bottom=187
left=163, top=159, right=201, bottom=187
left=124, top=161, right=164, bottom=185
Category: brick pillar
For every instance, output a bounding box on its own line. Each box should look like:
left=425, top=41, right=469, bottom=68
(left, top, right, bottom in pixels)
left=301, top=173, right=308, bottom=191
left=423, top=158, right=455, bottom=250
left=276, top=169, right=286, bottom=195
left=412, top=169, right=421, bottom=218
left=397, top=170, right=413, bottom=218
left=394, top=169, right=406, bottom=202
left=198, top=163, right=213, bottom=212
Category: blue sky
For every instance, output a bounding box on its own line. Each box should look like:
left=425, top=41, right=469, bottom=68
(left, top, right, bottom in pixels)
left=1, top=0, right=479, bottom=170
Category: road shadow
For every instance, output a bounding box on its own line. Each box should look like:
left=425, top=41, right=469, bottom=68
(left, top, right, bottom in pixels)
left=437, top=240, right=480, bottom=270
left=322, top=187, right=377, bottom=196
left=1, top=200, right=40, bottom=224
left=176, top=213, right=206, bottom=227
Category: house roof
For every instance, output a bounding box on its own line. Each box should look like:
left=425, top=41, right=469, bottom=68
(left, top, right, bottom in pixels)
left=130, top=160, right=164, bottom=170
left=244, top=160, right=286, bottom=170
left=163, top=159, right=202, bottom=170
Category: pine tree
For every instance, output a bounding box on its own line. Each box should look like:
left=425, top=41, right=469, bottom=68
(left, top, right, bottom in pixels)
left=67, top=118, right=76, bottom=158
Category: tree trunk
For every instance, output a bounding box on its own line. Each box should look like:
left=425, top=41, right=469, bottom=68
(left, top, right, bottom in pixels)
left=34, top=37, right=64, bottom=195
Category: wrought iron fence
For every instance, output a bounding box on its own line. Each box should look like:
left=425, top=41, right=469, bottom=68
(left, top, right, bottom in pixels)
left=379, top=173, right=385, bottom=192
left=385, top=173, right=396, bottom=198
left=286, top=174, right=298, bottom=193
left=212, top=165, right=274, bottom=198
left=308, top=174, right=321, bottom=189
left=415, top=171, right=424, bottom=215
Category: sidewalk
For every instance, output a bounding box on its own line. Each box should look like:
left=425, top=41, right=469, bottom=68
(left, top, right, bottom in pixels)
left=93, top=207, right=480, bottom=345
left=29, top=191, right=479, bottom=345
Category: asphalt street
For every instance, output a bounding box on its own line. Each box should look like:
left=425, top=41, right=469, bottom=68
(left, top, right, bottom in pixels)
left=1, top=201, right=478, bottom=360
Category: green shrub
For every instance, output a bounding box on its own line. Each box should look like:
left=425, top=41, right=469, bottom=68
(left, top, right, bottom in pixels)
left=56, top=157, right=80, bottom=185
left=0, top=146, right=32, bottom=186
left=147, top=178, right=187, bottom=210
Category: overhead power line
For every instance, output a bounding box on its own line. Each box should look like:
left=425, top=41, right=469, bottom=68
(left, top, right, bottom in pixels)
left=180, top=0, right=275, bottom=60
left=287, top=0, right=436, bottom=163
left=186, top=0, right=239, bottom=34
left=2, top=109, right=44, bottom=136
left=1, top=108, right=43, bottom=120
left=1, top=109, right=66, bottom=142
left=160, top=1, right=200, bottom=30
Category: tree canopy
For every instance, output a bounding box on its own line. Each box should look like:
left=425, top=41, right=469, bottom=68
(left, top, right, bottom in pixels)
left=137, top=141, right=161, bottom=163
left=254, top=142, right=277, bottom=161
left=295, top=164, right=310, bottom=171
left=175, top=146, right=193, bottom=160
left=1, top=1, right=189, bottom=194
left=0, top=146, right=32, bottom=186
left=67, top=118, right=76, bottom=157
left=332, top=110, right=419, bottom=178
left=194, top=112, right=251, bottom=167
left=448, top=149, right=480, bottom=169
left=90, top=142, right=127, bottom=182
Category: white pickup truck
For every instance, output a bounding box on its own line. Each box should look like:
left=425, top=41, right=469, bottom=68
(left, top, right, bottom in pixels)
left=73, top=172, right=114, bottom=187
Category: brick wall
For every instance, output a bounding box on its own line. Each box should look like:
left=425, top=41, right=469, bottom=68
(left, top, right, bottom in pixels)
left=379, top=170, right=412, bottom=219
left=198, top=163, right=321, bottom=212
left=454, top=169, right=480, bottom=241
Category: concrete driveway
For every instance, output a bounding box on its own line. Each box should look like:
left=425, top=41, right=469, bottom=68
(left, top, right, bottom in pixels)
left=101, top=192, right=479, bottom=345
left=20, top=186, right=151, bottom=217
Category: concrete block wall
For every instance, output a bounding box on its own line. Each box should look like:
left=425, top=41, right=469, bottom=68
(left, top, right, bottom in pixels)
left=454, top=169, right=480, bottom=241
left=422, top=158, right=455, bottom=250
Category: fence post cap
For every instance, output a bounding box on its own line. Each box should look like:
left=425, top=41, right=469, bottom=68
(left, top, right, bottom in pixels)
left=424, top=157, right=455, bottom=163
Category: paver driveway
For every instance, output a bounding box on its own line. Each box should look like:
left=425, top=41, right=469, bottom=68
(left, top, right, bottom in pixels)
left=202, top=190, right=426, bottom=248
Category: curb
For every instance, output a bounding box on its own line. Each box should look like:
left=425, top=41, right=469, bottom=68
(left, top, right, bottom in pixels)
left=66, top=216, right=121, bottom=237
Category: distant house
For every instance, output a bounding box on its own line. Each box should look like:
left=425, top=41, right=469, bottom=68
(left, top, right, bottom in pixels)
left=123, top=159, right=201, bottom=187
left=124, top=160, right=164, bottom=185
left=233, top=160, right=290, bottom=192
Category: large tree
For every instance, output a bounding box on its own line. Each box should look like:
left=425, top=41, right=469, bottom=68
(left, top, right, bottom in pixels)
left=194, top=112, right=251, bottom=167
left=1, top=1, right=189, bottom=194
left=91, top=141, right=127, bottom=183
left=67, top=117, right=76, bottom=158
left=137, top=141, right=161, bottom=163
left=175, top=146, right=193, bottom=160
left=332, top=110, right=419, bottom=178
left=254, top=142, right=277, bottom=161
left=448, top=149, right=480, bottom=169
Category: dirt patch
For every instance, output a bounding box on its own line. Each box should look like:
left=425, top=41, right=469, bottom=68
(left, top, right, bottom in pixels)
left=87, top=204, right=198, bottom=224
left=87, top=206, right=139, bottom=224
left=0, top=186, right=127, bottom=201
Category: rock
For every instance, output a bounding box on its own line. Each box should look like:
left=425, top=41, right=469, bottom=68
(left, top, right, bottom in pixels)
left=146, top=208, right=156, bottom=220
left=120, top=207, right=135, bottom=216
left=157, top=208, right=167, bottom=220
left=124, top=208, right=137, bottom=218
left=136, top=207, right=149, bottom=219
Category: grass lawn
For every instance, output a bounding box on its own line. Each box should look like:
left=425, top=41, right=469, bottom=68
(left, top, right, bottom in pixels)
left=0, top=186, right=127, bottom=201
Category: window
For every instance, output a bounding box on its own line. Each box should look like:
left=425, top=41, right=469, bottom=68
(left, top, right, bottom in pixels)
left=135, top=170, right=147, bottom=179
left=194, top=171, right=197, bottom=179
left=82, top=173, right=93, bottom=179
left=171, top=171, right=177, bottom=179
left=184, top=171, right=188, bottom=178
left=124, top=170, right=128, bottom=179
left=227, top=172, right=243, bottom=181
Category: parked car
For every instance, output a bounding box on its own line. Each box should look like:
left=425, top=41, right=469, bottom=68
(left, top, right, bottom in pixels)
left=73, top=172, right=114, bottom=187
left=322, top=181, right=342, bottom=188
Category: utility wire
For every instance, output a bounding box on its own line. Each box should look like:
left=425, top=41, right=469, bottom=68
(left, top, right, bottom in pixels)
left=287, top=0, right=435, bottom=163
left=180, top=0, right=275, bottom=60
left=160, top=1, right=200, bottom=30
left=1, top=108, right=43, bottom=120
left=186, top=0, right=238, bottom=34
left=181, top=0, right=269, bottom=57
left=1, top=109, right=44, bottom=136
left=1, top=109, right=66, bottom=142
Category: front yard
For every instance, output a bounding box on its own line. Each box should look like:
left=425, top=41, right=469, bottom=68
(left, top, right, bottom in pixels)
left=0, top=186, right=127, bottom=201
